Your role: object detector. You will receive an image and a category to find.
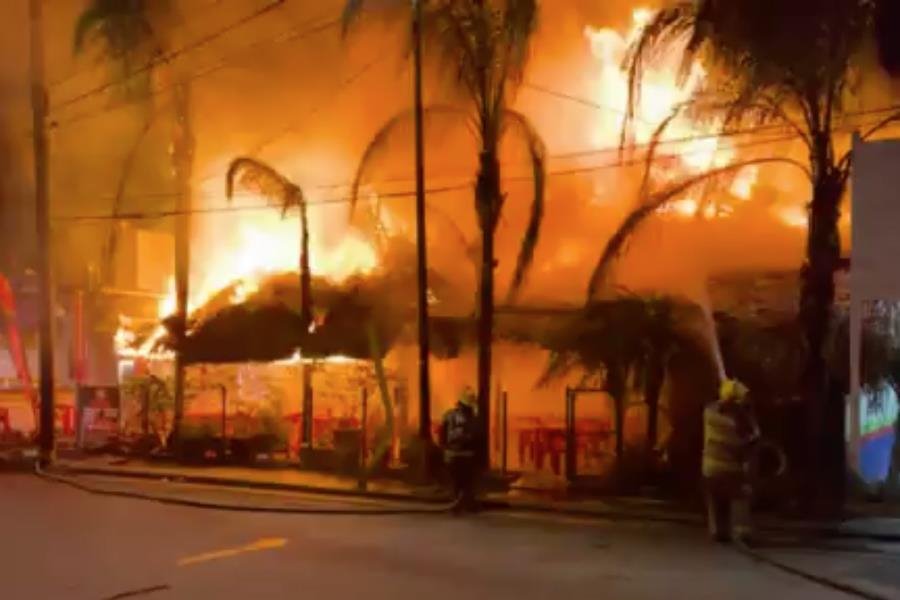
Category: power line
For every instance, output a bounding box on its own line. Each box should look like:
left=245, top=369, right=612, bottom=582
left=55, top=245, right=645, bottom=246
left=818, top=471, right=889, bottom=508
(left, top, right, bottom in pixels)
left=246, top=55, right=389, bottom=156
left=48, top=0, right=246, bottom=91
left=52, top=184, right=470, bottom=222
left=52, top=109, right=893, bottom=223
left=524, top=80, right=900, bottom=159
left=51, top=0, right=288, bottom=114
left=50, top=15, right=343, bottom=131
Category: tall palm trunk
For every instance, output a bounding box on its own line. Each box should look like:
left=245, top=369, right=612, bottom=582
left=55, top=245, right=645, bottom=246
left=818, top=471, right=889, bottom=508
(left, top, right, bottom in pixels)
left=299, top=197, right=314, bottom=450
left=799, top=139, right=846, bottom=510
left=644, top=357, right=665, bottom=459
left=299, top=198, right=312, bottom=327
left=476, top=149, right=500, bottom=468
left=171, top=81, right=194, bottom=450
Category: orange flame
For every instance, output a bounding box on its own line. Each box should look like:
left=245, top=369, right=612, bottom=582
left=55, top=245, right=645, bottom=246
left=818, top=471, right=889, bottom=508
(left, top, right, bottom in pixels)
left=585, top=9, right=759, bottom=217
left=116, top=184, right=379, bottom=359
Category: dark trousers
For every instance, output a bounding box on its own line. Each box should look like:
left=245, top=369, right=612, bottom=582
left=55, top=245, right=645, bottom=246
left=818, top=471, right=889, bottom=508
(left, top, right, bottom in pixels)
left=447, top=454, right=476, bottom=512
left=704, top=474, right=751, bottom=542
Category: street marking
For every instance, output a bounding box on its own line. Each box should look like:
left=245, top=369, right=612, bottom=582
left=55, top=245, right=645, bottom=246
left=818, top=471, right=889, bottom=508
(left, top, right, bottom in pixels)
left=178, top=537, right=288, bottom=567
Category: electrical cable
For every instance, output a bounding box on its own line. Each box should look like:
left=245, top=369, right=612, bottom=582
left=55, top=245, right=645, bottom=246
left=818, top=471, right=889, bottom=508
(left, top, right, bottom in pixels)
left=50, top=110, right=886, bottom=224
left=50, top=15, right=343, bottom=131
left=48, top=0, right=247, bottom=91
left=51, top=0, right=289, bottom=113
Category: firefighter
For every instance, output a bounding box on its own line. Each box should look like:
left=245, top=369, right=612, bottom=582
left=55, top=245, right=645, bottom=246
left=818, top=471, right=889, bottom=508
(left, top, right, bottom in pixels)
left=703, top=378, right=760, bottom=543
left=440, top=386, right=480, bottom=513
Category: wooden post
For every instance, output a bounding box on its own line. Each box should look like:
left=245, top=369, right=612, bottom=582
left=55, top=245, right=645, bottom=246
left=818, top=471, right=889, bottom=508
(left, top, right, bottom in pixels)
left=29, top=0, right=55, bottom=466
left=142, top=383, right=150, bottom=437
left=410, top=0, right=435, bottom=486
left=565, top=388, right=576, bottom=483
left=359, top=386, right=368, bottom=490
left=219, top=384, right=227, bottom=461
left=301, top=362, right=313, bottom=449
left=501, top=390, right=508, bottom=476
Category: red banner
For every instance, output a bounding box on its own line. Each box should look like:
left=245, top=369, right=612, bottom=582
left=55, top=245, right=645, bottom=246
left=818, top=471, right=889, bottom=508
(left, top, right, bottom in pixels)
left=0, top=275, right=36, bottom=418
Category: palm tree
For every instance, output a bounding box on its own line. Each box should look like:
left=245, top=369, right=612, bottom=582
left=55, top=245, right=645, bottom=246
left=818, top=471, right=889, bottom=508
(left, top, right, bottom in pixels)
left=630, top=296, right=711, bottom=460
left=586, top=0, right=900, bottom=505
left=225, top=157, right=315, bottom=452
left=226, top=158, right=313, bottom=327
left=344, top=0, right=547, bottom=466
left=541, top=295, right=710, bottom=477
left=75, top=0, right=195, bottom=449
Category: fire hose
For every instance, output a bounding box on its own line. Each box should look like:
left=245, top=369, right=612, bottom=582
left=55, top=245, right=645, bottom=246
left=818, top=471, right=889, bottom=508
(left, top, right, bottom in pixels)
left=33, top=462, right=462, bottom=516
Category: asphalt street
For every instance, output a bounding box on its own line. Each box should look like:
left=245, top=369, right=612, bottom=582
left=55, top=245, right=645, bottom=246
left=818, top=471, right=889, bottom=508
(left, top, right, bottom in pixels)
left=1, top=473, right=895, bottom=599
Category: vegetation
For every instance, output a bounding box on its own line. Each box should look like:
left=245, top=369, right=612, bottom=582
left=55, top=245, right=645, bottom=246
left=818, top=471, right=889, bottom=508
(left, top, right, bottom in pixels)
left=587, top=0, right=900, bottom=505
left=226, top=158, right=313, bottom=328
left=343, top=0, right=547, bottom=463
left=75, top=0, right=195, bottom=449
left=540, top=294, right=711, bottom=478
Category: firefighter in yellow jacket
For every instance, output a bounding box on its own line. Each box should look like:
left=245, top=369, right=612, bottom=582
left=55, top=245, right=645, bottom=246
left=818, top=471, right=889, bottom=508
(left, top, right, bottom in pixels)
left=703, top=379, right=760, bottom=543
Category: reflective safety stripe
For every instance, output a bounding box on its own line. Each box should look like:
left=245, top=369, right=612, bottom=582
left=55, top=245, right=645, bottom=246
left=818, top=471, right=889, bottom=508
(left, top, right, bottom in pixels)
left=703, top=404, right=744, bottom=477
left=444, top=449, right=475, bottom=459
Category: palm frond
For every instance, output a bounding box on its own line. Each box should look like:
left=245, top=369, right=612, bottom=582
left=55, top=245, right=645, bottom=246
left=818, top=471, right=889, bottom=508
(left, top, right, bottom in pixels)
left=537, top=350, right=581, bottom=388
left=348, top=105, right=468, bottom=216
left=418, top=2, right=482, bottom=101
left=225, top=157, right=301, bottom=213
left=586, top=157, right=812, bottom=303
left=500, top=0, right=539, bottom=84
left=501, top=109, right=546, bottom=302
left=622, top=2, right=697, bottom=149
left=341, top=0, right=367, bottom=34
left=74, top=0, right=157, bottom=57
left=103, top=108, right=166, bottom=283
left=74, top=4, right=108, bottom=53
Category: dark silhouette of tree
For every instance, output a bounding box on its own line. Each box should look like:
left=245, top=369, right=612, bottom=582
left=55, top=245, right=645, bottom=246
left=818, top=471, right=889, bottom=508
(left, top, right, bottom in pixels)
left=75, top=0, right=196, bottom=448
left=586, top=0, right=900, bottom=508
left=344, top=0, right=547, bottom=464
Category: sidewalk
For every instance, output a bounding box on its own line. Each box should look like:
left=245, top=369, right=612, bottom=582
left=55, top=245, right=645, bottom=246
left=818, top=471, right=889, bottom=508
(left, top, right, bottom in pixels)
left=53, top=455, right=708, bottom=521
left=49, top=455, right=900, bottom=542
left=53, top=455, right=447, bottom=504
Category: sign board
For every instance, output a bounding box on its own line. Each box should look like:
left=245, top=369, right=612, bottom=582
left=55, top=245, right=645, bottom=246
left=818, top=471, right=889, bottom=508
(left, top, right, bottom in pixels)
left=850, top=135, right=900, bottom=483
left=76, top=386, right=121, bottom=448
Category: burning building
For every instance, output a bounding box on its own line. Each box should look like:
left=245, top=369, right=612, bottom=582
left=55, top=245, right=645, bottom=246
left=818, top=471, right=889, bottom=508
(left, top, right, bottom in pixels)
left=2, top=0, right=885, bottom=488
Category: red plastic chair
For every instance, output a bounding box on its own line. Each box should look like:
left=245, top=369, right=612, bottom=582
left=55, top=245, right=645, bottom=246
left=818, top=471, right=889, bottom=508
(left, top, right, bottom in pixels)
left=0, top=407, right=10, bottom=435
left=54, top=406, right=75, bottom=436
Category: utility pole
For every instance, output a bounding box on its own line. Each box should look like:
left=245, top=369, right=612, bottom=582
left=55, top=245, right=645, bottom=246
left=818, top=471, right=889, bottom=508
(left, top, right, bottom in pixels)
left=28, top=0, right=55, bottom=466
left=412, top=0, right=433, bottom=460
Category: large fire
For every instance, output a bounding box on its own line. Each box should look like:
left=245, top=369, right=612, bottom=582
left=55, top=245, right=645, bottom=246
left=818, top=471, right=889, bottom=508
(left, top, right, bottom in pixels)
left=115, top=8, right=808, bottom=360
left=116, top=187, right=379, bottom=359
left=584, top=8, right=760, bottom=218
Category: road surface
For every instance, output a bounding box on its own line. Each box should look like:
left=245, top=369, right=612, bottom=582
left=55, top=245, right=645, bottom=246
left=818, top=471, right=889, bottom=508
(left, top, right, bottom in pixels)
left=1, top=474, right=894, bottom=599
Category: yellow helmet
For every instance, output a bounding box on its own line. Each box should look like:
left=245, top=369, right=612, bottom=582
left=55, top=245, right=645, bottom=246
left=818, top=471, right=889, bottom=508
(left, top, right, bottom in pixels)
left=458, top=386, right=477, bottom=409
left=719, top=379, right=749, bottom=403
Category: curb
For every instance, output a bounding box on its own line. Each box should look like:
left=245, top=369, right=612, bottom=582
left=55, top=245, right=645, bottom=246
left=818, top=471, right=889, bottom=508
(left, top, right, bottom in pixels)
left=50, top=463, right=452, bottom=506
left=38, top=466, right=456, bottom=516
